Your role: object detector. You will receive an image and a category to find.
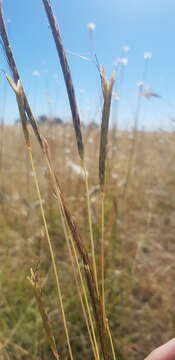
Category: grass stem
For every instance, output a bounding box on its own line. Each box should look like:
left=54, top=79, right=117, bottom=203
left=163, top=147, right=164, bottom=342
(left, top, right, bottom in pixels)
left=101, top=190, right=105, bottom=320
left=43, top=150, right=100, bottom=360
left=82, top=162, right=98, bottom=292
left=28, top=146, right=74, bottom=360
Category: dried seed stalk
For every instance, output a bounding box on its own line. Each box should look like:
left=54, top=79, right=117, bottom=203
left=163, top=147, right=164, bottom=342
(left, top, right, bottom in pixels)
left=42, top=138, right=108, bottom=357
left=6, top=75, right=74, bottom=360
left=28, top=147, right=74, bottom=360
left=42, top=0, right=84, bottom=160
left=41, top=1, right=101, bottom=317
left=28, top=268, right=60, bottom=360
left=42, top=141, right=100, bottom=359
left=99, top=68, right=115, bottom=189
left=98, top=67, right=116, bottom=358
left=59, top=194, right=111, bottom=360
left=1, top=2, right=115, bottom=357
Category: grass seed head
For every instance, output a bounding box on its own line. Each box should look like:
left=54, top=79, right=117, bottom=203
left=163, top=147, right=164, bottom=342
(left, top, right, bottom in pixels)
left=99, top=69, right=115, bottom=189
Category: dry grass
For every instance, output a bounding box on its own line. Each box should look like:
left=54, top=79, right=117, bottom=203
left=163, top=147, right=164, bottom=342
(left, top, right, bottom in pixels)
left=0, top=2, right=175, bottom=359
left=1, top=125, right=175, bottom=359
left=0, top=3, right=116, bottom=357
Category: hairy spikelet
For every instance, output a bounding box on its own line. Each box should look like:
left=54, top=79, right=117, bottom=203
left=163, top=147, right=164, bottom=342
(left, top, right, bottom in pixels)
left=6, top=75, right=30, bottom=146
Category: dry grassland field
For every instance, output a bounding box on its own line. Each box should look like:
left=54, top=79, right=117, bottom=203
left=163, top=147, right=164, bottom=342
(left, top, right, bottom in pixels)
left=1, top=125, right=175, bottom=359
left=0, top=1, right=175, bottom=360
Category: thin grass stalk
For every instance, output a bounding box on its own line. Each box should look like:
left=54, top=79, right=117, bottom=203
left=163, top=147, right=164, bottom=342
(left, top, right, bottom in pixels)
left=67, top=237, right=100, bottom=360
left=44, top=148, right=99, bottom=359
left=42, top=0, right=84, bottom=160
left=100, top=178, right=117, bottom=360
left=65, top=226, right=100, bottom=360
left=111, top=60, right=126, bottom=148
left=122, top=95, right=141, bottom=199
left=42, top=142, right=110, bottom=359
left=122, top=56, right=151, bottom=198
left=7, top=79, right=74, bottom=360
left=0, top=4, right=43, bottom=148
left=40, top=4, right=106, bottom=350
left=106, top=322, right=116, bottom=360
left=82, top=163, right=98, bottom=292
left=7, top=71, right=100, bottom=359
left=25, top=147, right=30, bottom=197
left=0, top=115, right=4, bottom=172
left=28, top=146, right=74, bottom=360
left=28, top=268, right=60, bottom=360
left=62, top=224, right=100, bottom=360
left=111, top=67, right=122, bottom=135
left=60, top=197, right=110, bottom=359
left=43, top=147, right=100, bottom=360
left=98, top=68, right=115, bottom=319
left=41, top=1, right=102, bottom=340
left=41, top=0, right=99, bottom=294
left=0, top=80, right=6, bottom=173
left=97, top=68, right=117, bottom=359
left=101, top=190, right=105, bottom=320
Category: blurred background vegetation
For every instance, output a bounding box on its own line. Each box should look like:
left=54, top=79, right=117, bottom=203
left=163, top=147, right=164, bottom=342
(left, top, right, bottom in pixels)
left=1, top=123, right=175, bottom=359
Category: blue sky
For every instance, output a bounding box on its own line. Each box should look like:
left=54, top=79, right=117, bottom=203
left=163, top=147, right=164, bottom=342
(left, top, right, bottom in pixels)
left=1, top=0, right=175, bottom=130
